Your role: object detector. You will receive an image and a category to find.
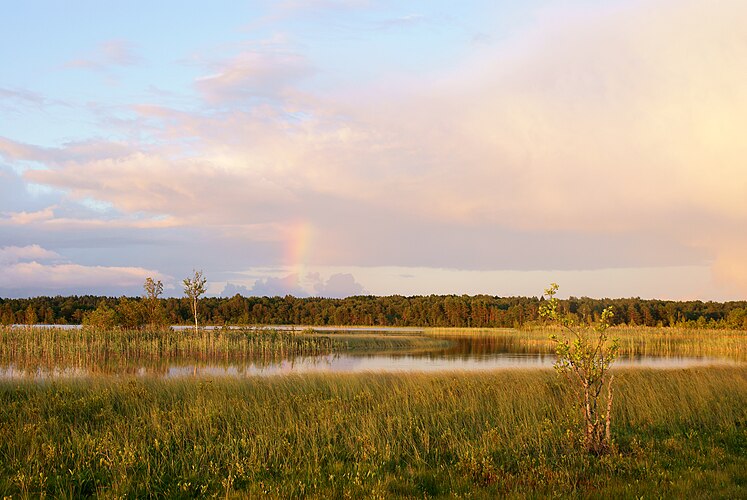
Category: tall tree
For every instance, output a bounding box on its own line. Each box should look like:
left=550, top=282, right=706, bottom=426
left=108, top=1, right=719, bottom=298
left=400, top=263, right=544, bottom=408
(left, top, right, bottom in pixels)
left=183, top=270, right=207, bottom=332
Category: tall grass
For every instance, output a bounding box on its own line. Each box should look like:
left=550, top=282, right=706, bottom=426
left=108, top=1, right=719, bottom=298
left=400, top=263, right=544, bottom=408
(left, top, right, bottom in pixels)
left=428, top=325, right=747, bottom=361
left=1, top=367, right=745, bottom=498
left=0, top=327, right=449, bottom=376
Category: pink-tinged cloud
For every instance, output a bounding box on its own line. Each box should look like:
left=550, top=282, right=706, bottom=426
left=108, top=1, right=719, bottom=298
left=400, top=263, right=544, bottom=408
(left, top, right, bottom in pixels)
left=0, top=245, right=169, bottom=293
left=23, top=151, right=297, bottom=224
left=0, top=262, right=166, bottom=290
left=195, top=49, right=313, bottom=103
left=0, top=202, right=181, bottom=230
left=3, top=0, right=746, bottom=297
left=0, top=137, right=132, bottom=164
left=0, top=245, right=60, bottom=264
left=0, top=207, right=56, bottom=225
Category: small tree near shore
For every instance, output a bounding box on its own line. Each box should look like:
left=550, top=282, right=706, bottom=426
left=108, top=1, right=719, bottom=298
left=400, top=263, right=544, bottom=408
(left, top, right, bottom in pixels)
left=540, top=283, right=618, bottom=455
left=143, top=277, right=165, bottom=329
left=183, top=270, right=207, bottom=333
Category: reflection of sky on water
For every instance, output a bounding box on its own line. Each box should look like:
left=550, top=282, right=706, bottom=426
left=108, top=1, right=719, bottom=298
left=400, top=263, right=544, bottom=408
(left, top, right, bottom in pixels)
left=1, top=353, right=739, bottom=380
left=1, top=328, right=741, bottom=380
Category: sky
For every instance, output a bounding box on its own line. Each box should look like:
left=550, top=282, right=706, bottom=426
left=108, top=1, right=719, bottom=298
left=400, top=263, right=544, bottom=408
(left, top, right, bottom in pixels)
left=0, top=0, right=745, bottom=300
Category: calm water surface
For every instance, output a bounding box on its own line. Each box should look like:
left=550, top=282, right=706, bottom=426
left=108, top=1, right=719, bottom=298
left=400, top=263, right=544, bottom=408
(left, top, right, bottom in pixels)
left=0, top=331, right=739, bottom=379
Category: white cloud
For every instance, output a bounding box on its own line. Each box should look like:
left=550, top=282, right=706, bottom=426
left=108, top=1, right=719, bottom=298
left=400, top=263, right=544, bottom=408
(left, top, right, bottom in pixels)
left=0, top=244, right=169, bottom=295
left=0, top=244, right=60, bottom=264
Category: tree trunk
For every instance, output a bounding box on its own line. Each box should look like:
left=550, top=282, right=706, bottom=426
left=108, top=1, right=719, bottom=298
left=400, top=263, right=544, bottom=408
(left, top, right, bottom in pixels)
left=193, top=297, right=198, bottom=333
left=605, top=374, right=614, bottom=446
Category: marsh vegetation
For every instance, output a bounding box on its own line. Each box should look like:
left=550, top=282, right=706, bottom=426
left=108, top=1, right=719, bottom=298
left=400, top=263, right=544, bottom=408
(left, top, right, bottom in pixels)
left=0, top=324, right=745, bottom=497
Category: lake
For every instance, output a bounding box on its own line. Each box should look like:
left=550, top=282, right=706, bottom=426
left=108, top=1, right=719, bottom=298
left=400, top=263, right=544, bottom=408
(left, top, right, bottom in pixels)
left=0, top=329, right=738, bottom=379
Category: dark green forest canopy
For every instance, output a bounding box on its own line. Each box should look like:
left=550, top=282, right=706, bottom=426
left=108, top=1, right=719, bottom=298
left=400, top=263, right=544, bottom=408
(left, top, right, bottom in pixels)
left=1, top=294, right=746, bottom=329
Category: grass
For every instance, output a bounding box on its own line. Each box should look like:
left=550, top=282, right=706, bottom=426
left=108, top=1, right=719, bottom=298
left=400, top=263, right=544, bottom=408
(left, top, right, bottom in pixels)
left=0, top=327, right=448, bottom=376
left=1, top=367, right=745, bottom=498
left=427, top=325, right=747, bottom=361
left=1, top=325, right=745, bottom=497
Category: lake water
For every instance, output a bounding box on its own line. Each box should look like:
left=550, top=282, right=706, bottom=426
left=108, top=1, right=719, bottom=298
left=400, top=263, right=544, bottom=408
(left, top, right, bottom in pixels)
left=0, top=330, right=739, bottom=379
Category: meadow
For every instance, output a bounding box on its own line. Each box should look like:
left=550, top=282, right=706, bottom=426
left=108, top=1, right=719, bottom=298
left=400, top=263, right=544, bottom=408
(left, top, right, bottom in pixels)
left=0, top=326, right=745, bottom=498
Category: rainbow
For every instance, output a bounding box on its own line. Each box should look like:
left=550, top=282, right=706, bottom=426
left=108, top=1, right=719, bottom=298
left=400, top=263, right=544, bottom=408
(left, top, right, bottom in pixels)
left=284, top=220, right=314, bottom=281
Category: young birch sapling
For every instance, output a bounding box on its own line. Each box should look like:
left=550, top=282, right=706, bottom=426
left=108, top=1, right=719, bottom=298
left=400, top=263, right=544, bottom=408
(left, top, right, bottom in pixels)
left=539, top=283, right=618, bottom=454
left=183, top=270, right=207, bottom=333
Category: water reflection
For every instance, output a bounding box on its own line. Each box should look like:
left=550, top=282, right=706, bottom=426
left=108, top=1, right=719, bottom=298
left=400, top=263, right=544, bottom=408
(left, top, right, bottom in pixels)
left=1, top=327, right=742, bottom=380
left=0, top=352, right=737, bottom=380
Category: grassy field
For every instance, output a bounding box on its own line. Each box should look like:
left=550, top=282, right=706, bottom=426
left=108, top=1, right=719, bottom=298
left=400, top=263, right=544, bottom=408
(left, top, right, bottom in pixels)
left=1, top=367, right=745, bottom=498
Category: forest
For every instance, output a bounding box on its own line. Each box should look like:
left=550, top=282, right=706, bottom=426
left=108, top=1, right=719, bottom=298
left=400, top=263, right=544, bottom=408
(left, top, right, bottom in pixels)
left=1, top=293, right=746, bottom=329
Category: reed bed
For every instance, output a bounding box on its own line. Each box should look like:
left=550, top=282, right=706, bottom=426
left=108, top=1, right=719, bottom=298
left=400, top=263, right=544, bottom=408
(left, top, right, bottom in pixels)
left=1, top=368, right=745, bottom=498
left=0, top=327, right=447, bottom=376
left=427, top=325, right=747, bottom=361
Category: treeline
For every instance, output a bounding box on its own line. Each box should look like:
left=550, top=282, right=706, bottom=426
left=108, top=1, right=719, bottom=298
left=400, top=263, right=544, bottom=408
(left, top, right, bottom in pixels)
left=2, top=294, right=747, bottom=329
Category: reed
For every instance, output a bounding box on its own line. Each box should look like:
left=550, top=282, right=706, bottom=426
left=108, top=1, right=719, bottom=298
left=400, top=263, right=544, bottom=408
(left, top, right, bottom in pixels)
left=0, top=327, right=447, bottom=377
left=428, top=325, right=747, bottom=360
left=1, top=367, right=745, bottom=498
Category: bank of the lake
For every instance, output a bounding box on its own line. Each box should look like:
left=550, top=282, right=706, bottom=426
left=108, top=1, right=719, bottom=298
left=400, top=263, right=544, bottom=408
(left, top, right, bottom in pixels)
left=1, top=367, right=745, bottom=498
left=2, top=326, right=741, bottom=379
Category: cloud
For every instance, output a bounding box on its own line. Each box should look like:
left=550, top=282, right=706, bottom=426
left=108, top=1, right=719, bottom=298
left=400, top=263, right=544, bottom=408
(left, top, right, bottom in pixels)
left=22, top=150, right=296, bottom=224
left=313, top=273, right=365, bottom=298
left=0, top=137, right=133, bottom=164
left=0, top=244, right=169, bottom=297
left=0, top=207, right=56, bottom=225
left=0, top=87, right=51, bottom=114
left=65, top=40, right=141, bottom=71
left=234, top=274, right=309, bottom=297
left=221, top=282, right=253, bottom=297
left=0, top=87, right=45, bottom=105
left=195, top=49, right=313, bottom=104
left=0, top=245, right=60, bottom=264
left=0, top=262, right=166, bottom=296
left=221, top=272, right=365, bottom=298
left=2, top=0, right=746, bottom=298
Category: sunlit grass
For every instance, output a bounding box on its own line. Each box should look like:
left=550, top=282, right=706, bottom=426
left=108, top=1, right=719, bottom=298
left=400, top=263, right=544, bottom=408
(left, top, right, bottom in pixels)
left=1, top=368, right=745, bottom=497
left=427, top=325, right=747, bottom=361
left=0, top=326, right=448, bottom=376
